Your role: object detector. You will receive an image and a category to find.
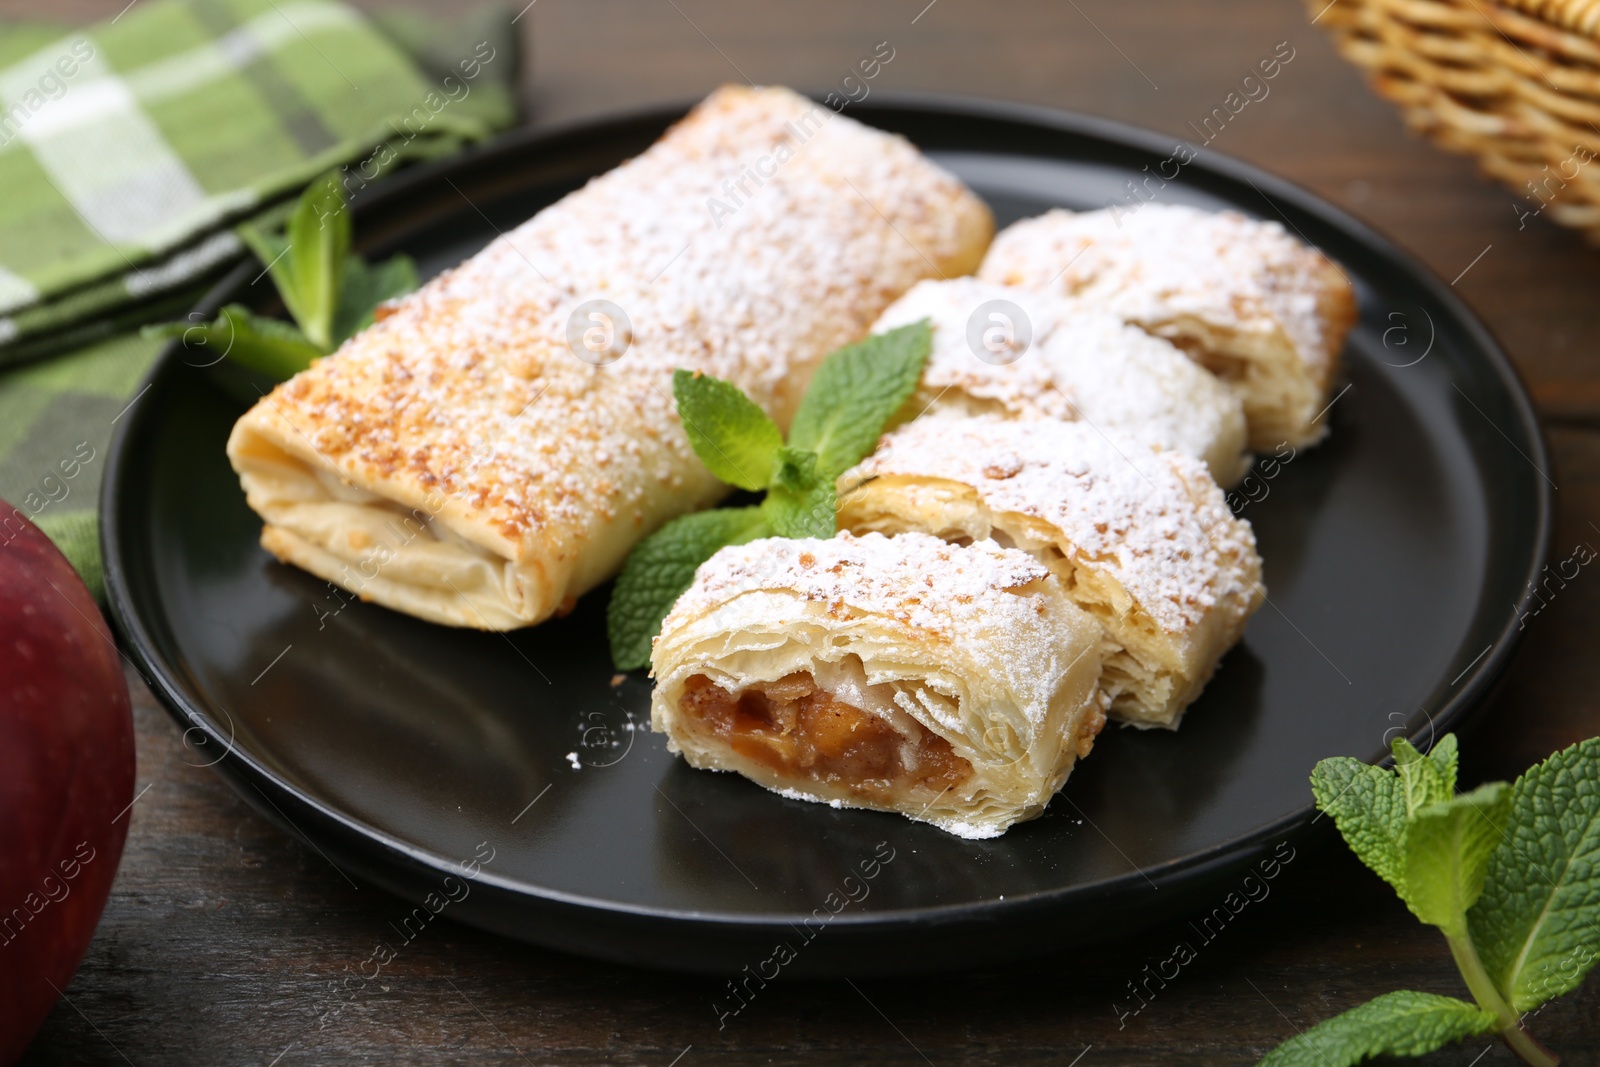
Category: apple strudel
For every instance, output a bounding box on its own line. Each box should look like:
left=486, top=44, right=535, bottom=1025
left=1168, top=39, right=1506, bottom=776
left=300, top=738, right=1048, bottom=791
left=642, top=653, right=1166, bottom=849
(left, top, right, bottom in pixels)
left=873, top=278, right=1250, bottom=485
left=837, top=414, right=1264, bottom=728
left=226, top=86, right=992, bottom=629
left=650, top=532, right=1107, bottom=838
left=978, top=204, right=1356, bottom=450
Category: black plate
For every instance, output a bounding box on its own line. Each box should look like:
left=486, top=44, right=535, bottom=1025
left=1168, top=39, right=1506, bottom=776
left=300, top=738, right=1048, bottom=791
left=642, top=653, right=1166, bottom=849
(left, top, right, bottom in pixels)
left=102, top=94, right=1552, bottom=976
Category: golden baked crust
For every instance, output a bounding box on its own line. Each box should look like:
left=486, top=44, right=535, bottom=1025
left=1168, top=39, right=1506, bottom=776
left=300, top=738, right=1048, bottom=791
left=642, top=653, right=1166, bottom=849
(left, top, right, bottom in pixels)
left=226, top=86, right=994, bottom=629
left=838, top=414, right=1265, bottom=728
left=979, top=204, right=1356, bottom=450
left=650, top=532, right=1106, bottom=839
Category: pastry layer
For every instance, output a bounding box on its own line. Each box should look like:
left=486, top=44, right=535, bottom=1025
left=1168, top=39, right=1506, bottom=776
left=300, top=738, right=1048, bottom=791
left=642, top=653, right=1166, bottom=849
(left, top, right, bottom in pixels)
left=838, top=414, right=1264, bottom=728
left=978, top=204, right=1356, bottom=450
left=227, top=85, right=993, bottom=629
left=874, top=277, right=1249, bottom=485
left=650, top=532, right=1106, bottom=838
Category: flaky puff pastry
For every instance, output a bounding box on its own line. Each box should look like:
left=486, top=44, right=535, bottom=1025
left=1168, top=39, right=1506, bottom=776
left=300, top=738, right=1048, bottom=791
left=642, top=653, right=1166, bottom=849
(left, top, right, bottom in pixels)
left=650, top=532, right=1107, bottom=839
left=978, top=204, right=1356, bottom=450
left=838, top=415, right=1264, bottom=728
left=227, top=86, right=992, bottom=630
left=874, top=278, right=1249, bottom=486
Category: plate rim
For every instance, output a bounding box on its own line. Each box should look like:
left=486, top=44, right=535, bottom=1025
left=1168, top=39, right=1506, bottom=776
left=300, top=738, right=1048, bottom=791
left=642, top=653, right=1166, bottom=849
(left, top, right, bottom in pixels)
left=100, top=91, right=1555, bottom=941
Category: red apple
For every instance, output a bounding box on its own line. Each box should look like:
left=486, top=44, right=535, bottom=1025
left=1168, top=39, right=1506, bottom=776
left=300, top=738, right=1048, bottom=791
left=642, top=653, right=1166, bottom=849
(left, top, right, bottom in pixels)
left=0, top=502, right=134, bottom=1065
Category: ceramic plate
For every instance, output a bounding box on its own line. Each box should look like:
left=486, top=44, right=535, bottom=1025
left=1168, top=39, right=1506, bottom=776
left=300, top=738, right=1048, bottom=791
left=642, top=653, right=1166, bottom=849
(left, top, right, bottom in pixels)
left=102, top=95, right=1552, bottom=975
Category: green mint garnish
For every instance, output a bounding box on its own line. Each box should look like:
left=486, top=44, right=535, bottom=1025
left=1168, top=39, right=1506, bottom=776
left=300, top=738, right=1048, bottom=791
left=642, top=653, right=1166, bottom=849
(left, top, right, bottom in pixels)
left=145, top=172, right=418, bottom=378
left=1263, top=735, right=1598, bottom=1067
left=762, top=479, right=836, bottom=540
left=786, top=319, right=932, bottom=479
left=762, top=446, right=835, bottom=539
left=244, top=171, right=350, bottom=351
left=161, top=304, right=324, bottom=381
left=1259, top=990, right=1496, bottom=1066
left=1310, top=751, right=1411, bottom=893
left=1399, top=781, right=1511, bottom=935
left=606, top=319, right=932, bottom=670
left=606, top=507, right=770, bottom=671
left=1470, top=737, right=1600, bottom=1011
left=1395, top=732, right=1458, bottom=813
left=671, top=369, right=785, bottom=491
left=331, top=252, right=420, bottom=344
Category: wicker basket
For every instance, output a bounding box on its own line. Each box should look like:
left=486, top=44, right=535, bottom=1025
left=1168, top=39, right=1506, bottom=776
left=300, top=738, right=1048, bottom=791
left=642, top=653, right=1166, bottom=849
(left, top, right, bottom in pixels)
left=1311, top=0, right=1600, bottom=241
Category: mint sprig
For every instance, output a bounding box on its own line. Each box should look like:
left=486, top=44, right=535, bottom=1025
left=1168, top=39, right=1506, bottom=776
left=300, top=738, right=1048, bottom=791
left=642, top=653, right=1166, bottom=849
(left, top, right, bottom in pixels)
left=145, top=173, right=418, bottom=378
left=1261, top=735, right=1599, bottom=1067
left=1260, top=991, right=1496, bottom=1066
left=605, top=319, right=932, bottom=670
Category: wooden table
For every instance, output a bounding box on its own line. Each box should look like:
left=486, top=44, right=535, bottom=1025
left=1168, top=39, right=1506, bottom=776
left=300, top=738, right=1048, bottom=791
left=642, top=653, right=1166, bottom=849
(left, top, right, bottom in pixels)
left=7, top=0, right=1599, bottom=1063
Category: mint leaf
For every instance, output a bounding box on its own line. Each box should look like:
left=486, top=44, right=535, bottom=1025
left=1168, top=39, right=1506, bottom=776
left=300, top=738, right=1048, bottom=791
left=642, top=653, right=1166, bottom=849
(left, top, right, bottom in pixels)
left=237, top=221, right=288, bottom=281
left=1256, top=991, right=1495, bottom=1067
left=672, top=369, right=784, bottom=491
left=763, top=446, right=834, bottom=538
left=1401, top=782, right=1511, bottom=935
left=763, top=480, right=836, bottom=539
left=286, top=172, right=350, bottom=350
left=237, top=220, right=293, bottom=311
left=769, top=446, right=819, bottom=493
left=1395, top=737, right=1455, bottom=816
left=1429, top=733, right=1461, bottom=795
left=1469, top=736, right=1600, bottom=1011
left=1312, top=756, right=1409, bottom=895
left=786, top=319, right=932, bottom=479
left=607, top=507, right=770, bottom=670
left=144, top=305, right=321, bottom=380
left=239, top=174, right=348, bottom=350
left=332, top=253, right=418, bottom=345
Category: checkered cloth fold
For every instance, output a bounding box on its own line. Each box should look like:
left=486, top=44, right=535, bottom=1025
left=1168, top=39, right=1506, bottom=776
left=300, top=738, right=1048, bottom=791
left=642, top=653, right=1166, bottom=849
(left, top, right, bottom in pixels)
left=0, top=0, right=521, bottom=596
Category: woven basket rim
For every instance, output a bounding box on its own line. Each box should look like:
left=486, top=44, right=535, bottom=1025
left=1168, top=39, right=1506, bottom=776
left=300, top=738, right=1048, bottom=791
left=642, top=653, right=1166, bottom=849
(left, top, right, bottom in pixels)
left=1494, top=0, right=1600, bottom=41
left=1312, top=0, right=1600, bottom=245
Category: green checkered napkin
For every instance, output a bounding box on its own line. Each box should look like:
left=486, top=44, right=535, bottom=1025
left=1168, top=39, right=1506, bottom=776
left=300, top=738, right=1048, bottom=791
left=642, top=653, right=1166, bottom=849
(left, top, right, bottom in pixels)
left=0, top=0, right=521, bottom=597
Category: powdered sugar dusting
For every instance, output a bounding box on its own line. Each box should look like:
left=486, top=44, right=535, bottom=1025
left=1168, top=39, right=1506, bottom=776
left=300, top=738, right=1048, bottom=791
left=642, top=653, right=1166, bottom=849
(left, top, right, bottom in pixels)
left=239, top=85, right=987, bottom=564
left=871, top=278, right=1246, bottom=481
left=663, top=530, right=1054, bottom=643
left=978, top=204, right=1343, bottom=382
left=850, top=415, right=1261, bottom=633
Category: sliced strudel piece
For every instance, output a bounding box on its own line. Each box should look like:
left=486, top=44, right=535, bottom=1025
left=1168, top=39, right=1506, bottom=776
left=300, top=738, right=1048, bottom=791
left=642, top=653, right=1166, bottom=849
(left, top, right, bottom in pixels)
left=227, top=85, right=993, bottom=630
left=650, top=532, right=1107, bottom=839
left=873, top=278, right=1249, bottom=485
left=838, top=414, right=1264, bottom=728
left=978, top=204, right=1356, bottom=450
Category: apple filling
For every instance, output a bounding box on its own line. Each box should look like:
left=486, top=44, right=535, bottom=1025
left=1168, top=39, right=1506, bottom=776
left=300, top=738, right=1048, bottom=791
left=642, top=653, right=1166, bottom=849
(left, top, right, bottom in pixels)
left=678, top=659, right=970, bottom=801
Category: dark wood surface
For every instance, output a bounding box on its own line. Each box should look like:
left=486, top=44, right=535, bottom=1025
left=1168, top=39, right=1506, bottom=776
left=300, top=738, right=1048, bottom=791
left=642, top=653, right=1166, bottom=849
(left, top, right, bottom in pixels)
left=5, top=0, right=1600, bottom=1063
